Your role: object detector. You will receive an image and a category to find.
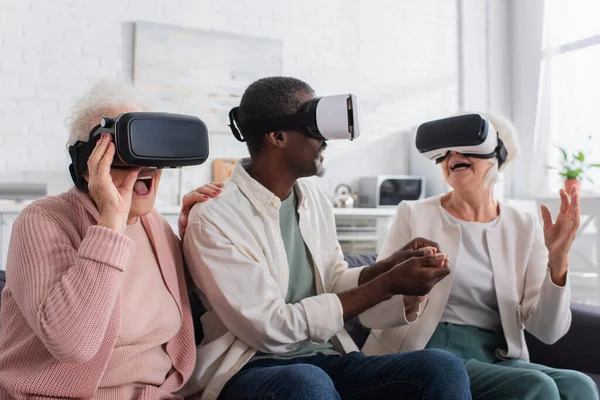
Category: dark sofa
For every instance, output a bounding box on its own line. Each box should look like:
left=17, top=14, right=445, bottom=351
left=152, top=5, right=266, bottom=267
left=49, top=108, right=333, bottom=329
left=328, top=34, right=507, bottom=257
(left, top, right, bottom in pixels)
left=1, top=254, right=599, bottom=387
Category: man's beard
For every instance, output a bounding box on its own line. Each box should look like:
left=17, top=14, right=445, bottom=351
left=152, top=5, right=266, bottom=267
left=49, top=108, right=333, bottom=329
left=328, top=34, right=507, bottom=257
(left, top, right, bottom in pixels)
left=314, top=142, right=327, bottom=177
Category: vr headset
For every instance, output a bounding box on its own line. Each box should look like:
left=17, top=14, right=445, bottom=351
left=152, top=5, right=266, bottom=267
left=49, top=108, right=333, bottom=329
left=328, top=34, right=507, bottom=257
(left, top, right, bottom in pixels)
left=228, top=94, right=360, bottom=142
left=415, top=114, right=508, bottom=168
left=69, top=112, right=210, bottom=192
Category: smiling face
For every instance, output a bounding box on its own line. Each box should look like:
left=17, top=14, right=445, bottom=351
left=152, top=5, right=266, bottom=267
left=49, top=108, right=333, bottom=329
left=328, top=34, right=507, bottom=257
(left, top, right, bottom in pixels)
left=440, top=151, right=497, bottom=190
left=112, top=166, right=162, bottom=220
left=281, top=90, right=329, bottom=178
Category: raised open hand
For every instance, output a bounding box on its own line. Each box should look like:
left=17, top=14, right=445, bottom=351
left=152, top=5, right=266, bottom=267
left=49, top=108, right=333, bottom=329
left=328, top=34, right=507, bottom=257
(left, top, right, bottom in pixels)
left=540, top=187, right=580, bottom=284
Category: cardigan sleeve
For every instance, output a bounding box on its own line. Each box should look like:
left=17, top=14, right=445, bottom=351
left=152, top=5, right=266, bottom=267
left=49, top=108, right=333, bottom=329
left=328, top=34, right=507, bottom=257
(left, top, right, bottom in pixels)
left=7, top=205, right=132, bottom=363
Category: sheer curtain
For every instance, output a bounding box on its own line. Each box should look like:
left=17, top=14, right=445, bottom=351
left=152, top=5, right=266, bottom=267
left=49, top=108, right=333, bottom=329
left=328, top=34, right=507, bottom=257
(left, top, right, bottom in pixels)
left=533, top=0, right=600, bottom=194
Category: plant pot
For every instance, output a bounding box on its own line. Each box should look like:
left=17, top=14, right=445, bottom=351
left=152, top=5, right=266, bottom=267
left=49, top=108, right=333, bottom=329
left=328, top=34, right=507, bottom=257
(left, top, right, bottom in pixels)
left=564, top=179, right=581, bottom=194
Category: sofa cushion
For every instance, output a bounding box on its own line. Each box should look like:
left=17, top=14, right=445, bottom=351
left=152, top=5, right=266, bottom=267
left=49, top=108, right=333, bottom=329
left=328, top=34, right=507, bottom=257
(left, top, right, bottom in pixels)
left=525, top=302, right=600, bottom=374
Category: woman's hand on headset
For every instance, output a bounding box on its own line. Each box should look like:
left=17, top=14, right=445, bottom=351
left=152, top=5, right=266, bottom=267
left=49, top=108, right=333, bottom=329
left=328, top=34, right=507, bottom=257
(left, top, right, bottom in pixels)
left=88, top=133, right=140, bottom=233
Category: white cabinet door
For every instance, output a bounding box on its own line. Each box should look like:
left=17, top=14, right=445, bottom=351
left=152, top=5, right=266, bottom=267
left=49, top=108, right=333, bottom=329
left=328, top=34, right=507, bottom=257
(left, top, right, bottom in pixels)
left=1, top=213, right=18, bottom=271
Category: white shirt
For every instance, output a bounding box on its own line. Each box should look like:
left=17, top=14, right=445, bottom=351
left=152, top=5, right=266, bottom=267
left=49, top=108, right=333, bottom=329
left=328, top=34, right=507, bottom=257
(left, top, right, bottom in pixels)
left=179, top=159, right=379, bottom=400
left=440, top=211, right=502, bottom=332
left=360, top=195, right=571, bottom=362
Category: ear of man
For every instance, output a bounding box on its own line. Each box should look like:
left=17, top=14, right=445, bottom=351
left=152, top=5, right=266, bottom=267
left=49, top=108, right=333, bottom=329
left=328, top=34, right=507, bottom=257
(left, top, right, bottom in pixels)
left=266, top=131, right=286, bottom=149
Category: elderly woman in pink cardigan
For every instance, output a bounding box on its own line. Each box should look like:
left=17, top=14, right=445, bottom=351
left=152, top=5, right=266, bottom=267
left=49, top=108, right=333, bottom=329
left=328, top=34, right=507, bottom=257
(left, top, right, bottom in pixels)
left=0, top=81, right=222, bottom=399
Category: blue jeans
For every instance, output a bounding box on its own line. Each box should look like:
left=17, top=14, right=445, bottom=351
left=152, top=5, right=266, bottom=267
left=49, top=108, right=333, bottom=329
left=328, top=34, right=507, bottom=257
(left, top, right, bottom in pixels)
left=218, top=349, right=471, bottom=400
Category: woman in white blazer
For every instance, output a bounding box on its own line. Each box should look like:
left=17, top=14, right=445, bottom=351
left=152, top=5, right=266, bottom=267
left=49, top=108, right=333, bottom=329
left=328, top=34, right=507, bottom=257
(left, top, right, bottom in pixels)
left=360, top=113, right=598, bottom=400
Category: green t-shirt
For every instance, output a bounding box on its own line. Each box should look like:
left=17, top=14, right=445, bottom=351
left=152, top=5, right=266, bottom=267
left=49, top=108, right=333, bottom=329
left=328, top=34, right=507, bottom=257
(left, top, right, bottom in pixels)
left=252, top=189, right=339, bottom=360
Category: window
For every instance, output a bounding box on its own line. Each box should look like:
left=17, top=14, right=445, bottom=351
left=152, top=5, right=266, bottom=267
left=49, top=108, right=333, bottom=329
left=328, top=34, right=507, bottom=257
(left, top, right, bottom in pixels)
left=540, top=0, right=600, bottom=192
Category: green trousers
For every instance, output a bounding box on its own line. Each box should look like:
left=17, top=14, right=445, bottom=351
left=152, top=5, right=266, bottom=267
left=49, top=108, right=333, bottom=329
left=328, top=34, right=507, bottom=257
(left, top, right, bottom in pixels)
left=425, top=323, right=598, bottom=400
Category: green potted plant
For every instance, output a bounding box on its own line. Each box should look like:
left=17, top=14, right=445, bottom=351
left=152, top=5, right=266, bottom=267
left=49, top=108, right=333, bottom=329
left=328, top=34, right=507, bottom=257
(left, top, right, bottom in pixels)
left=552, top=146, right=600, bottom=193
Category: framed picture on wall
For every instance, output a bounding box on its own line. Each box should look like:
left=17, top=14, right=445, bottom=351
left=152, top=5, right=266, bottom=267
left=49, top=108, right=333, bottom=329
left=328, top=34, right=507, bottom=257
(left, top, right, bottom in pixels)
left=133, top=22, right=283, bottom=134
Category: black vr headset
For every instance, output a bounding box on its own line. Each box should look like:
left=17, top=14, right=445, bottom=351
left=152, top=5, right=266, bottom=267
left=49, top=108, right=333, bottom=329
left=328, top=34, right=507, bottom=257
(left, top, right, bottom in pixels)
left=415, top=114, right=508, bottom=168
left=228, top=94, right=361, bottom=142
left=68, top=112, right=210, bottom=192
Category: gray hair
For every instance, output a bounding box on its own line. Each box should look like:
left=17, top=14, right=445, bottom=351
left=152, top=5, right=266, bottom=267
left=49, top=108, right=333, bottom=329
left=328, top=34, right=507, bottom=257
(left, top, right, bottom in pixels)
left=65, top=80, right=147, bottom=148
left=480, top=112, right=521, bottom=186
left=481, top=112, right=521, bottom=172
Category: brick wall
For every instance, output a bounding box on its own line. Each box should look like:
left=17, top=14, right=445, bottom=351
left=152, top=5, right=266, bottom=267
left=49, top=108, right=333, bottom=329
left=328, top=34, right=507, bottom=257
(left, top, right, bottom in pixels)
left=0, top=0, right=458, bottom=204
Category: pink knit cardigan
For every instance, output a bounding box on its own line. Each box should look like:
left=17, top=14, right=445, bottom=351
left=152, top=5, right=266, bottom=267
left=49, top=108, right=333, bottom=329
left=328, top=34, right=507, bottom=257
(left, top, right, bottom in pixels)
left=0, top=188, right=196, bottom=399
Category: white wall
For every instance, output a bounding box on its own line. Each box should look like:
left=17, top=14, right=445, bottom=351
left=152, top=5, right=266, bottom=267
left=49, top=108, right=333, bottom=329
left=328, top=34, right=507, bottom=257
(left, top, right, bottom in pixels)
left=508, top=0, right=545, bottom=199
left=0, top=0, right=459, bottom=204
left=455, top=0, right=515, bottom=199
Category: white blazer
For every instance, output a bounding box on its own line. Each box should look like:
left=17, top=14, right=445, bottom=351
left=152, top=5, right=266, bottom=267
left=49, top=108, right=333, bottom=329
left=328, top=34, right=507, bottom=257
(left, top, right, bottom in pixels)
left=360, top=195, right=572, bottom=362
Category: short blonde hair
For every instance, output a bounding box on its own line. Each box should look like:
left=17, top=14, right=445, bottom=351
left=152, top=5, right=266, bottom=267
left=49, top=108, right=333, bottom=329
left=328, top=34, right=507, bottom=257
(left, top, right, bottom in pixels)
left=65, top=80, right=147, bottom=148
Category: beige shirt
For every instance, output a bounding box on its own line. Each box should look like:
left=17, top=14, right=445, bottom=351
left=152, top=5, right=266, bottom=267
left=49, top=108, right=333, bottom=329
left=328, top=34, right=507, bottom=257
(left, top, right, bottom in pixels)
left=98, top=220, right=181, bottom=399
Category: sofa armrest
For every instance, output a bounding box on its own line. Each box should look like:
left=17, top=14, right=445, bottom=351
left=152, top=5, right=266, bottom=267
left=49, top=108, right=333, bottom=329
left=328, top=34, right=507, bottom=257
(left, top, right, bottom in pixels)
left=526, top=302, right=600, bottom=374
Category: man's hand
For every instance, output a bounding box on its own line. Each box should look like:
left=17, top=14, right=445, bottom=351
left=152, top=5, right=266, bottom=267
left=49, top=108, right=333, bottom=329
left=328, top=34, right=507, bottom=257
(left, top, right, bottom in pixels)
left=401, top=237, right=442, bottom=252
left=384, top=237, right=442, bottom=267
left=358, top=237, right=442, bottom=286
left=339, top=249, right=449, bottom=321
left=383, top=253, right=450, bottom=297
left=402, top=247, right=438, bottom=315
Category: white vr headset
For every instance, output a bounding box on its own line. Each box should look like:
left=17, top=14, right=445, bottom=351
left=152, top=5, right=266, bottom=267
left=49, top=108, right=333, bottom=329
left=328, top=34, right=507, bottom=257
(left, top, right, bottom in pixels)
left=415, top=114, right=508, bottom=168
left=228, top=94, right=361, bottom=142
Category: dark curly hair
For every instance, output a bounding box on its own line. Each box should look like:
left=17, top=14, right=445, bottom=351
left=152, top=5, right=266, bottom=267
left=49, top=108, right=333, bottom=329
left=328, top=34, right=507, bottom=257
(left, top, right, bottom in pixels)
left=238, top=76, right=314, bottom=158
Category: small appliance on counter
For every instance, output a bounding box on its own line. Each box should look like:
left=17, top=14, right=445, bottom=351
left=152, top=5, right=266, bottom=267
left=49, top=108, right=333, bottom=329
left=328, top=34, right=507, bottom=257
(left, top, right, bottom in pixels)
left=332, top=184, right=358, bottom=208
left=358, top=175, right=425, bottom=207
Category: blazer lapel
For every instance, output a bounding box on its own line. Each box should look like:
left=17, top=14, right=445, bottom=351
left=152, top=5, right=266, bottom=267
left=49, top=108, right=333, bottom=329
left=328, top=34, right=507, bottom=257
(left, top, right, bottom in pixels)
left=428, top=219, right=460, bottom=320
left=486, top=215, right=521, bottom=359
left=410, top=210, right=461, bottom=350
